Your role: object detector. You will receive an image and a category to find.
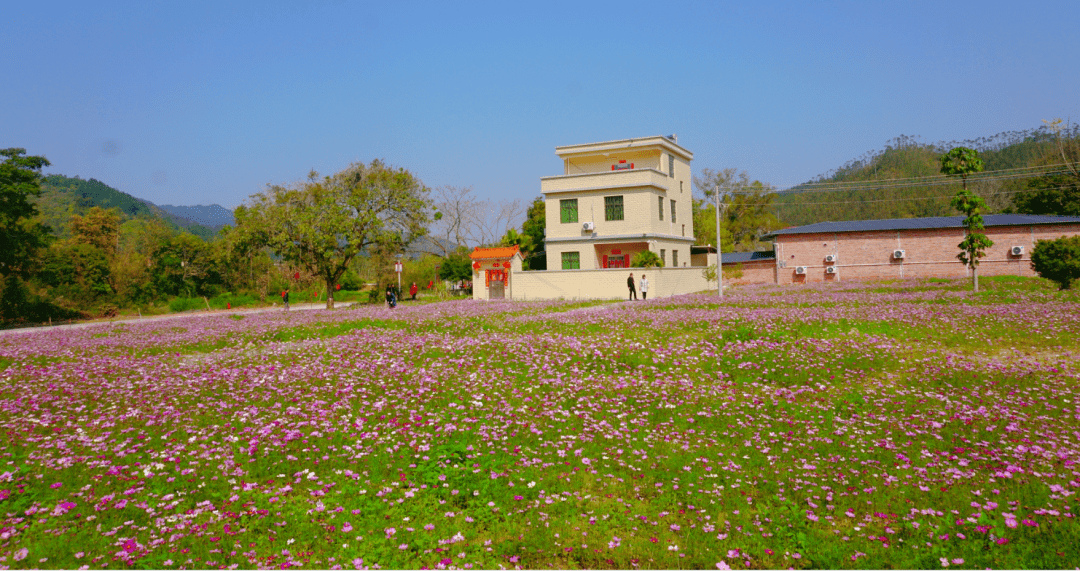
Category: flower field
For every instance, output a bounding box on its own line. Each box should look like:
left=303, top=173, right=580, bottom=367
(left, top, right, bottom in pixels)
left=2, top=277, right=1079, bottom=570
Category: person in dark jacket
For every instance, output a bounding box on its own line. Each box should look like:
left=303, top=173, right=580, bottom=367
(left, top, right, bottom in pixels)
left=282, top=289, right=290, bottom=312
left=385, top=285, right=397, bottom=309
left=627, top=273, right=637, bottom=300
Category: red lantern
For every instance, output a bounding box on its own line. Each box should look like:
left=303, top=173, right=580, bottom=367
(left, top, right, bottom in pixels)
left=472, top=262, right=480, bottom=270
left=335, top=284, right=341, bottom=290
left=502, top=261, right=511, bottom=269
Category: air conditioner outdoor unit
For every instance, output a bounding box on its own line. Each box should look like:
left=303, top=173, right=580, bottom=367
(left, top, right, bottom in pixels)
left=1011, top=245, right=1024, bottom=256
left=794, top=266, right=807, bottom=275
left=825, top=254, right=837, bottom=263
left=893, top=250, right=906, bottom=259
left=825, top=266, right=837, bottom=275
left=582, top=221, right=595, bottom=231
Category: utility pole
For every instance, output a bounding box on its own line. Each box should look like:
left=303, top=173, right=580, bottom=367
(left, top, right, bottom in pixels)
left=716, top=183, right=723, bottom=298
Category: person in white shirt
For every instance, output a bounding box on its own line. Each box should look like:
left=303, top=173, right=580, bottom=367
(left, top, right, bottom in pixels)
left=639, top=274, right=649, bottom=300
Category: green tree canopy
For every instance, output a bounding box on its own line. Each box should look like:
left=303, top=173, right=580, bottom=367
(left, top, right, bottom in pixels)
left=1013, top=120, right=1080, bottom=216
left=236, top=160, right=432, bottom=309
left=70, top=206, right=122, bottom=257
left=939, top=147, right=984, bottom=191
left=0, top=148, right=51, bottom=279
left=438, top=249, right=473, bottom=282
left=692, top=168, right=780, bottom=252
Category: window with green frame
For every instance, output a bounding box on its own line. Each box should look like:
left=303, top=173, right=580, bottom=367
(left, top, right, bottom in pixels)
left=658, top=196, right=664, bottom=221
left=561, top=251, right=580, bottom=270
left=670, top=199, right=677, bottom=223
left=604, top=196, right=624, bottom=221
left=560, top=199, right=578, bottom=223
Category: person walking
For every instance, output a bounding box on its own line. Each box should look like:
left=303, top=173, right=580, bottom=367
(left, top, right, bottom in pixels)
left=282, top=288, right=290, bottom=312
left=627, top=272, right=637, bottom=300
left=640, top=274, right=649, bottom=300
left=409, top=282, right=418, bottom=301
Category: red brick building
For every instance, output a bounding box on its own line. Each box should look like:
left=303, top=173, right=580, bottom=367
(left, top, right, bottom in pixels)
left=725, top=214, right=1080, bottom=285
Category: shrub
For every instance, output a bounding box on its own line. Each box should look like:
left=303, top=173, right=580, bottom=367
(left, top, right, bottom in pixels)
left=1030, top=235, right=1080, bottom=290
left=208, top=292, right=259, bottom=309
left=168, top=297, right=204, bottom=312
left=340, top=269, right=364, bottom=291
left=631, top=250, right=662, bottom=268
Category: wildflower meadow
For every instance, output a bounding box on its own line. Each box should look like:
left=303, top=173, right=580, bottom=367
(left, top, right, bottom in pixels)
left=1, top=276, right=1079, bottom=570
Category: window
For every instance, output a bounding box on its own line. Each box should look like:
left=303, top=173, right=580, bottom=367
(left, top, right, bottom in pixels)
left=604, top=196, right=624, bottom=221
left=681, top=223, right=685, bottom=237
left=670, top=199, right=677, bottom=223
left=658, top=196, right=664, bottom=221
left=560, top=199, right=578, bottom=224
left=672, top=250, right=679, bottom=267
left=660, top=249, right=666, bottom=267
left=561, top=251, right=580, bottom=270
left=680, top=180, right=683, bottom=193
left=668, top=154, right=675, bottom=178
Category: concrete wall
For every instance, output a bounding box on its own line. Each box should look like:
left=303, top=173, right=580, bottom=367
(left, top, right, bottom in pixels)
left=773, top=223, right=1080, bottom=284
left=511, top=266, right=710, bottom=301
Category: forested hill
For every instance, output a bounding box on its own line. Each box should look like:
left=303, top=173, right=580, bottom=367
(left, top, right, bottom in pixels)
left=772, top=125, right=1076, bottom=227
left=34, top=175, right=223, bottom=240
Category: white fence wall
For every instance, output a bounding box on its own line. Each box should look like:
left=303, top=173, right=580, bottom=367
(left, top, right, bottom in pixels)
left=511, top=267, right=711, bottom=301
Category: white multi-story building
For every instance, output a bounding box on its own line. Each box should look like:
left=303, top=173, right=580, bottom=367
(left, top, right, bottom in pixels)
left=541, top=135, right=696, bottom=271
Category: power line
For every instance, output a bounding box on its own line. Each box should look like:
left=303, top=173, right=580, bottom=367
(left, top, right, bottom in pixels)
left=708, top=184, right=1076, bottom=208
left=703, top=162, right=1075, bottom=195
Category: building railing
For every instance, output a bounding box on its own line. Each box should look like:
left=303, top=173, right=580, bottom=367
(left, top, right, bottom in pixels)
left=540, top=168, right=670, bottom=194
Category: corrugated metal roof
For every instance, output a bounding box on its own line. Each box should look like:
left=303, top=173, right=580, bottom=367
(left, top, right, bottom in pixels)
left=720, top=251, right=775, bottom=264
left=767, top=214, right=1080, bottom=237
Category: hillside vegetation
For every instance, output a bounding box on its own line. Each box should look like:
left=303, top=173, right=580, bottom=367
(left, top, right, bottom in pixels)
left=35, top=175, right=222, bottom=241
left=774, top=125, right=1079, bottom=227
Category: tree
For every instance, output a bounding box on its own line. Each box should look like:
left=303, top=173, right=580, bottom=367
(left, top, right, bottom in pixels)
left=0, top=149, right=51, bottom=279
left=499, top=197, right=547, bottom=270
left=237, top=160, right=432, bottom=309
left=1, top=148, right=52, bottom=322
left=70, top=206, right=122, bottom=257
left=1013, top=119, right=1080, bottom=216
left=1030, top=235, right=1080, bottom=290
left=942, top=147, right=991, bottom=292
left=950, top=189, right=994, bottom=293
left=631, top=250, right=662, bottom=268
left=939, top=147, right=984, bottom=192
left=438, top=248, right=473, bottom=282
left=692, top=168, right=780, bottom=251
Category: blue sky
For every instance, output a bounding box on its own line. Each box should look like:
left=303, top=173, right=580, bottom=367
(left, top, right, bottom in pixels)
left=3, top=0, right=1078, bottom=209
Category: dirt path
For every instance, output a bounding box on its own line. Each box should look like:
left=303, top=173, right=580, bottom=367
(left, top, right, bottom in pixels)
left=0, top=302, right=354, bottom=336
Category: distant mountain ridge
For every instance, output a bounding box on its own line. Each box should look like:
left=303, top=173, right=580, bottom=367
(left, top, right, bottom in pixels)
left=155, top=204, right=235, bottom=229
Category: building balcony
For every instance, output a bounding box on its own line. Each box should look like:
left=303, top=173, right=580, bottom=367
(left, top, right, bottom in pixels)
left=540, top=168, right=671, bottom=195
